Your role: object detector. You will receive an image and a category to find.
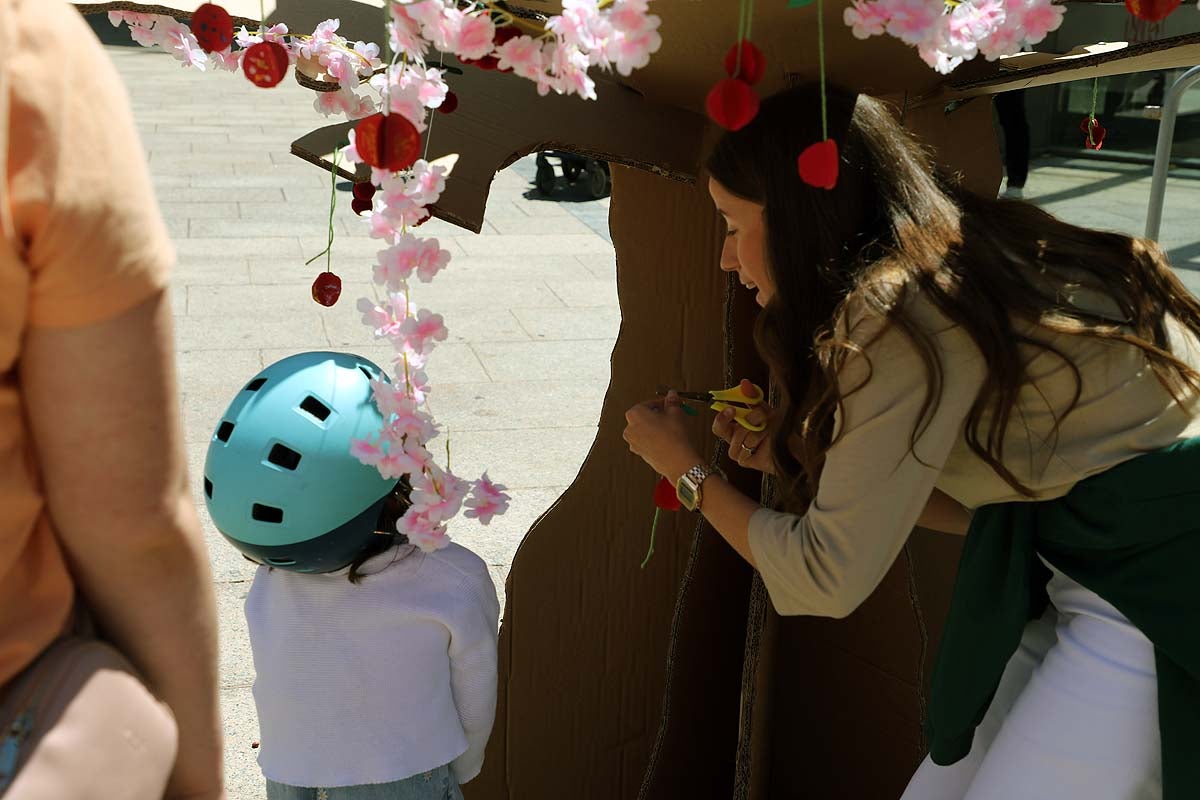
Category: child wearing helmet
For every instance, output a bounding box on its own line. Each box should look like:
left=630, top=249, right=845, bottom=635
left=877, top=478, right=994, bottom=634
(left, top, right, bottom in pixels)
left=204, top=351, right=500, bottom=800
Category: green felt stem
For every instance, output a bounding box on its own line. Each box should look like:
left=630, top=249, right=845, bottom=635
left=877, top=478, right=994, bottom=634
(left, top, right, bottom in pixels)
left=641, top=507, right=661, bottom=569
left=1088, top=78, right=1099, bottom=146
left=304, top=147, right=340, bottom=267
left=818, top=0, right=827, bottom=141
left=735, top=0, right=748, bottom=77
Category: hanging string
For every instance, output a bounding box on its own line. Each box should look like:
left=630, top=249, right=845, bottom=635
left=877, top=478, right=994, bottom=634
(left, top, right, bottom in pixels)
left=1087, top=77, right=1100, bottom=147
left=423, top=49, right=447, bottom=162
left=817, top=0, right=828, bottom=141
left=304, top=147, right=340, bottom=267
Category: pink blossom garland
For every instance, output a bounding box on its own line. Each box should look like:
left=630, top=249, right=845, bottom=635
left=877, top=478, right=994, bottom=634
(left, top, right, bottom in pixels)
left=114, top=1, right=664, bottom=551
left=844, top=0, right=1065, bottom=74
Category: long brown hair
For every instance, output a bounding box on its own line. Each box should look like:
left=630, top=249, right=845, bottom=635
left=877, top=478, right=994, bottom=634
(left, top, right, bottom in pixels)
left=706, top=83, right=1200, bottom=506
left=347, top=477, right=413, bottom=584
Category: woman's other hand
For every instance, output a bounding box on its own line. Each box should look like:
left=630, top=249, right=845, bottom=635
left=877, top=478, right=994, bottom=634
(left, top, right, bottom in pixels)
left=624, top=390, right=705, bottom=483
left=712, top=379, right=776, bottom=474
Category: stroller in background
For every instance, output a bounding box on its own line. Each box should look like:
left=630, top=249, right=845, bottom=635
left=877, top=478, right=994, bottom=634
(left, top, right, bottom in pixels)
left=534, top=151, right=611, bottom=199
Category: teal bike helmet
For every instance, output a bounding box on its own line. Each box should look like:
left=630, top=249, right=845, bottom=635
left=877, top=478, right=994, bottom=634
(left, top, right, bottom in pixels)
left=203, top=351, right=399, bottom=573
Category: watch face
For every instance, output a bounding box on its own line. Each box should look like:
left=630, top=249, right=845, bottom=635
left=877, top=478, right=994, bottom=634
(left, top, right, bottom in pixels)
left=677, top=481, right=698, bottom=510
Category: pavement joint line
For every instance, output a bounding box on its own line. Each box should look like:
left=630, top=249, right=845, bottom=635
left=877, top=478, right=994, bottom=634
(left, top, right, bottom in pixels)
left=466, top=342, right=497, bottom=383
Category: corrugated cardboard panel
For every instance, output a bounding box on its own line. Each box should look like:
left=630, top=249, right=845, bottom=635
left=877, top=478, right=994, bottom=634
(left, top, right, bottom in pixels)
left=901, top=90, right=1005, bottom=197
left=467, top=162, right=747, bottom=799
left=638, top=226, right=769, bottom=800
left=943, top=32, right=1200, bottom=99
left=764, top=530, right=963, bottom=800
left=290, top=57, right=705, bottom=234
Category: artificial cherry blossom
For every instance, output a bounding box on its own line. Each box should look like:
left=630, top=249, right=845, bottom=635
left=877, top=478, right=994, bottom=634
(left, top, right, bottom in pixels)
left=114, top=1, right=670, bottom=547
left=497, top=35, right=547, bottom=81
left=845, top=0, right=1065, bottom=74
left=409, top=467, right=470, bottom=525
left=464, top=474, right=512, bottom=525
left=398, top=511, right=449, bottom=552
left=374, top=235, right=451, bottom=288
left=397, top=309, right=448, bottom=355
left=314, top=86, right=376, bottom=118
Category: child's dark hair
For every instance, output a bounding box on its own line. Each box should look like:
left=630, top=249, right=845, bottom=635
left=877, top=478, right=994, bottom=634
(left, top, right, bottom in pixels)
left=346, top=476, right=413, bottom=584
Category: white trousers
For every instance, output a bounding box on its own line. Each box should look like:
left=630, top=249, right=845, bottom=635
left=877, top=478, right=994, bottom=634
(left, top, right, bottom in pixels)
left=901, top=563, right=1162, bottom=800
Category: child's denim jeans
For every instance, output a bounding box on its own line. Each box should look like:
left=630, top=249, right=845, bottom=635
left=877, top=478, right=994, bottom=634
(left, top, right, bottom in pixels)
left=265, top=765, right=464, bottom=800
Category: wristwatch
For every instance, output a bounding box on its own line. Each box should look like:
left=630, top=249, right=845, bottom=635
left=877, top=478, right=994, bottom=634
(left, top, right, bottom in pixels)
left=676, top=463, right=720, bottom=512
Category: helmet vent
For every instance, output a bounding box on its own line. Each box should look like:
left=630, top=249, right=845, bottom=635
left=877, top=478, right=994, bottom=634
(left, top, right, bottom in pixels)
left=267, top=443, right=302, bottom=471
left=203, top=477, right=213, bottom=499
left=245, top=377, right=267, bottom=392
left=251, top=504, right=284, bottom=524
left=265, top=557, right=296, bottom=567
left=299, top=395, right=331, bottom=422
left=215, top=421, right=235, bottom=443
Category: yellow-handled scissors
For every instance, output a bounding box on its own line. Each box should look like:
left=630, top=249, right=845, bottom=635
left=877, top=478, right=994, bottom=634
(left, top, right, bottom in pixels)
left=656, top=382, right=766, bottom=432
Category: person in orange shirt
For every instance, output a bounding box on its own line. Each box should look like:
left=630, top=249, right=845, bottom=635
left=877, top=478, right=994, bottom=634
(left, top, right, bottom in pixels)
left=0, top=1, right=224, bottom=797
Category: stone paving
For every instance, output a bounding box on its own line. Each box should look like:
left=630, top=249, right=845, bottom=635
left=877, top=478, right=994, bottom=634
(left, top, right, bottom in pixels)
left=101, top=37, right=1200, bottom=800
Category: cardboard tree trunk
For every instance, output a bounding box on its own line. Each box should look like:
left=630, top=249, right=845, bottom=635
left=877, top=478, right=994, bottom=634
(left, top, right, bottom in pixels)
left=76, top=1, right=1200, bottom=797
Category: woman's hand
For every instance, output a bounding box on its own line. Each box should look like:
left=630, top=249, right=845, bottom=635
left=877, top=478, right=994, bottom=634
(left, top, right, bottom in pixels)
left=624, top=390, right=705, bottom=483
left=712, top=379, right=777, bottom=474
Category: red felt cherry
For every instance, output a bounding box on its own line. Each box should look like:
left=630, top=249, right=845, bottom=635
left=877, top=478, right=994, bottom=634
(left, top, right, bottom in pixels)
left=351, top=198, right=373, bottom=215
left=653, top=476, right=682, bottom=511
left=723, top=40, right=766, bottom=85
left=352, top=182, right=376, bottom=202
left=1081, top=118, right=1107, bottom=150
left=798, top=139, right=839, bottom=190
left=438, top=91, right=459, bottom=114
left=311, top=271, right=342, bottom=306
left=191, top=3, right=233, bottom=53
left=354, top=113, right=421, bottom=172
left=1125, top=0, right=1181, bottom=21
left=494, top=25, right=522, bottom=46
left=243, top=41, right=289, bottom=88
left=706, top=78, right=759, bottom=131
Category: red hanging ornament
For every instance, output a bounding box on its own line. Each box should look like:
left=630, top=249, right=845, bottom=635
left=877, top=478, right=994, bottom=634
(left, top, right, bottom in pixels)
left=706, top=78, right=759, bottom=131
left=494, top=25, right=522, bottom=46
left=1081, top=117, right=1107, bottom=150
left=1124, top=0, right=1181, bottom=21
left=351, top=182, right=376, bottom=202
left=653, top=476, right=682, bottom=511
left=351, top=198, right=373, bottom=215
left=438, top=91, right=459, bottom=114
left=243, top=41, right=289, bottom=88
left=311, top=271, right=342, bottom=306
left=798, top=139, right=839, bottom=190
left=190, top=4, right=233, bottom=53
left=722, top=40, right=766, bottom=85
left=354, top=113, right=421, bottom=172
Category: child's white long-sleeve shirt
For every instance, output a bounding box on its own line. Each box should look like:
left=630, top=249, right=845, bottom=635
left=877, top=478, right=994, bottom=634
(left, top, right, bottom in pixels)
left=244, top=542, right=500, bottom=788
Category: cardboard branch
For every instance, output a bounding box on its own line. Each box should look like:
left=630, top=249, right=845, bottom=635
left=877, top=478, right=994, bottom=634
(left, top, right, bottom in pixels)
left=291, top=55, right=706, bottom=234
